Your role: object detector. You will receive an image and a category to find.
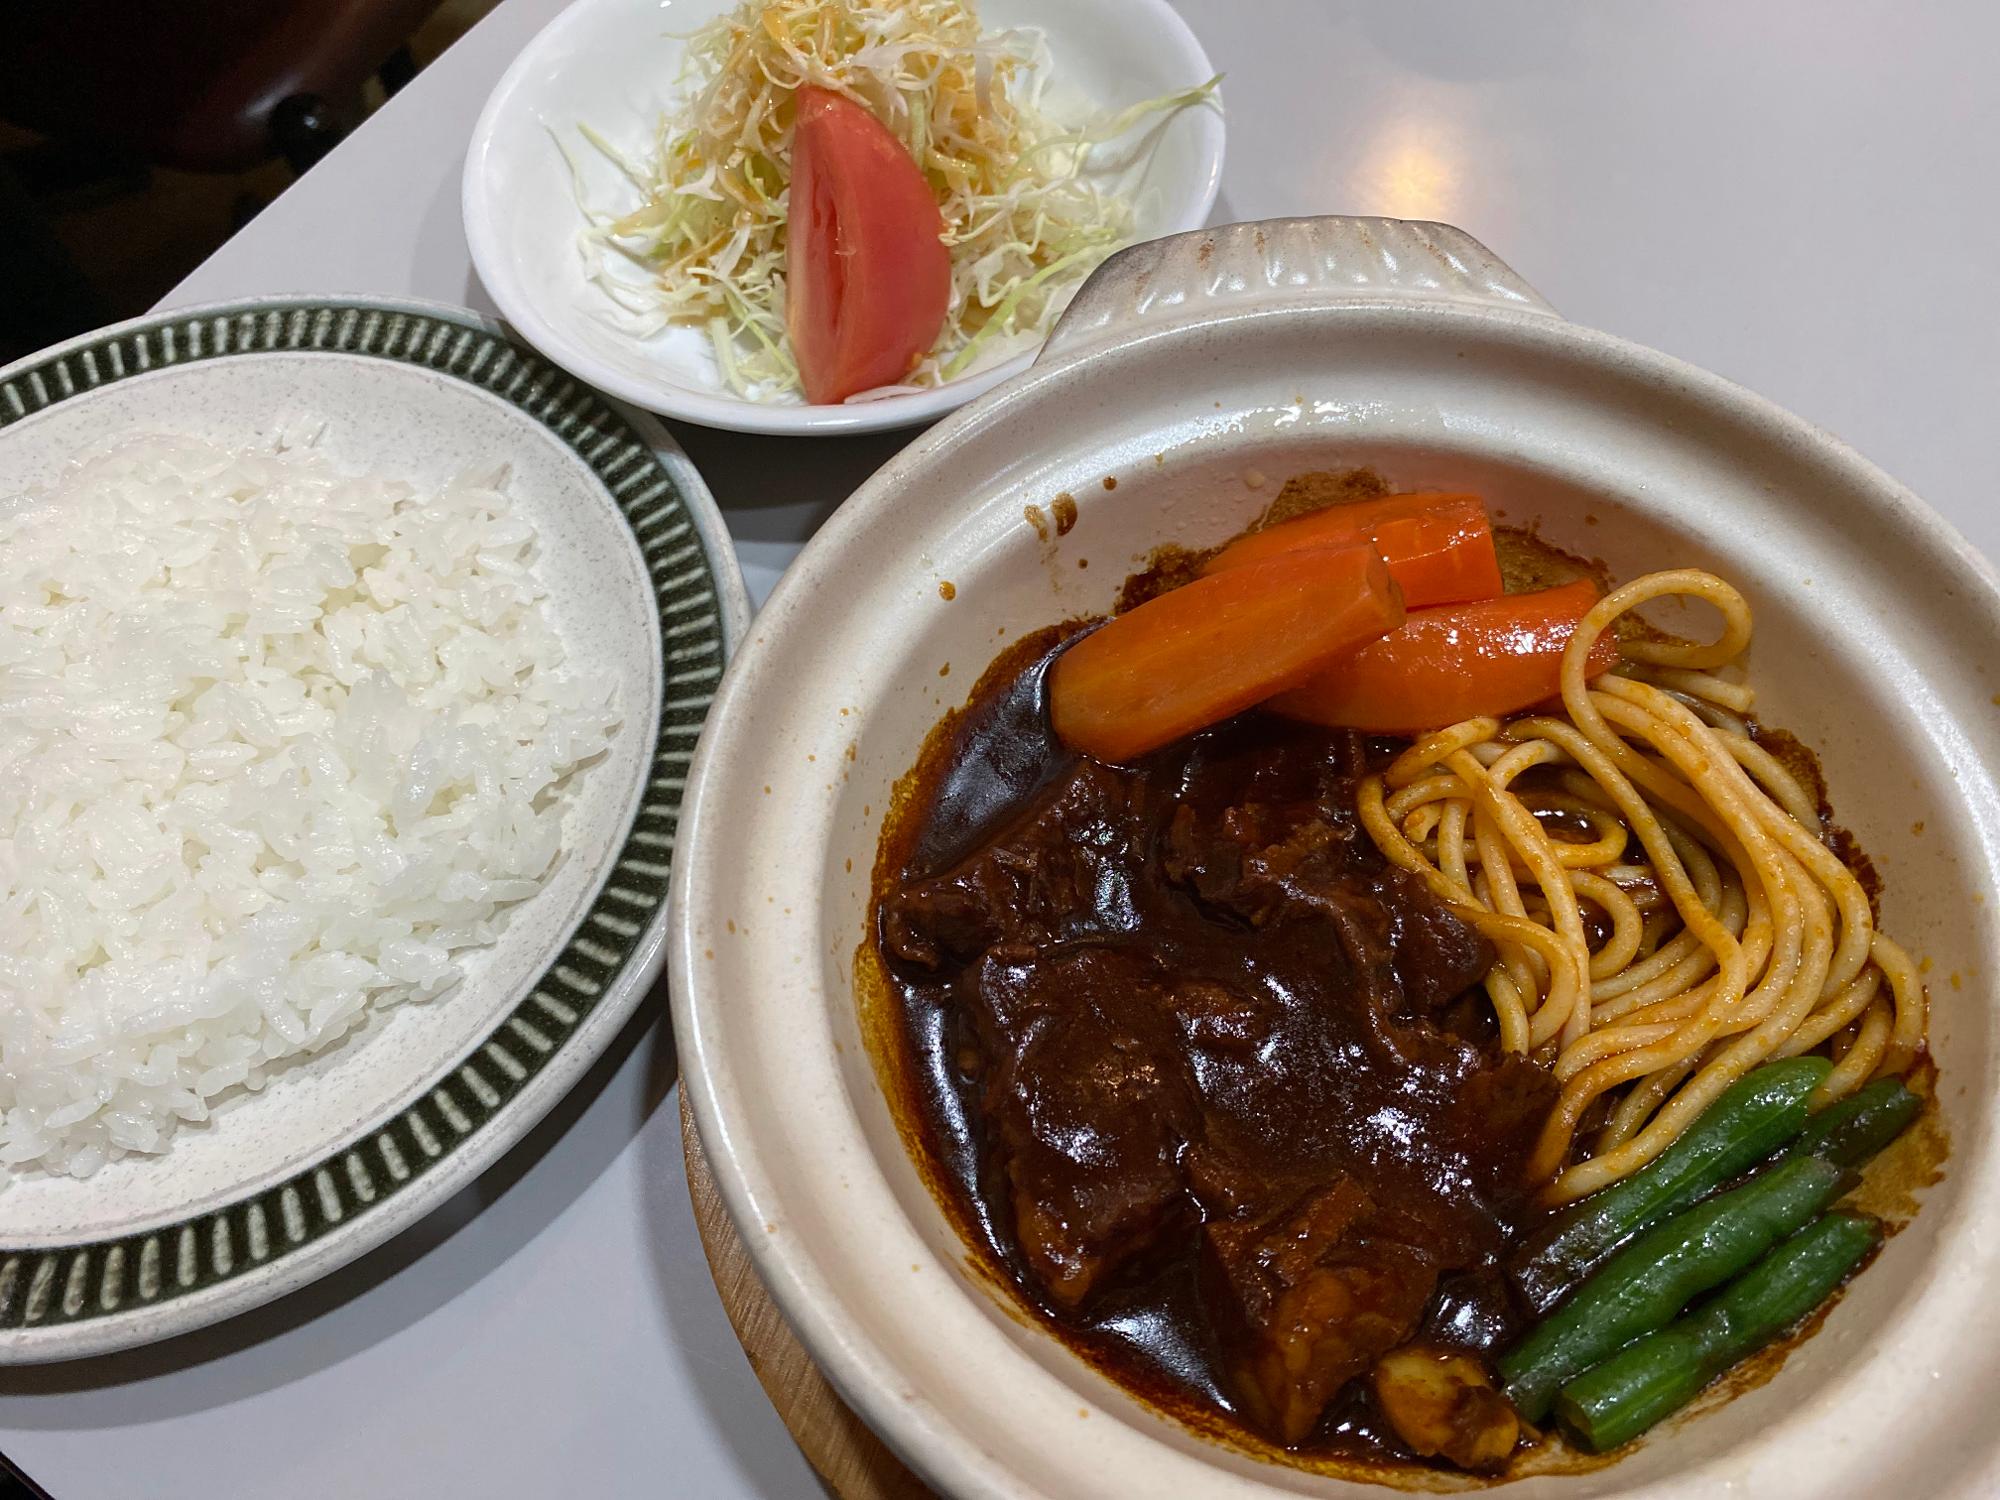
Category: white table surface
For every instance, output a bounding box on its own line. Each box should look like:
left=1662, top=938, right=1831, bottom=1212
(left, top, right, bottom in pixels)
left=4, top=3, right=1998, bottom=1496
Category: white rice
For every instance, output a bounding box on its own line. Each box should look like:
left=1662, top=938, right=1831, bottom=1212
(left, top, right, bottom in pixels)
left=0, top=433, right=619, bottom=1182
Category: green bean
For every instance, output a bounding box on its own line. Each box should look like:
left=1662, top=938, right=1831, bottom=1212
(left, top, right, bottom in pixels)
left=1554, top=1212, right=1881, bottom=1453
left=1500, top=1154, right=1847, bottom=1421
left=1784, top=1077, right=1923, bottom=1171
left=1511, top=1058, right=1834, bottom=1314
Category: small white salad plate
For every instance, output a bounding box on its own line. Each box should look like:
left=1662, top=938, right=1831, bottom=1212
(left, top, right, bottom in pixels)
left=462, top=0, right=1225, bottom=436
left=0, top=295, right=748, bottom=1361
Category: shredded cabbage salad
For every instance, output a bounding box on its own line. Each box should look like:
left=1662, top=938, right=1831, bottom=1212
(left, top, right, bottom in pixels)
left=563, top=0, right=1219, bottom=402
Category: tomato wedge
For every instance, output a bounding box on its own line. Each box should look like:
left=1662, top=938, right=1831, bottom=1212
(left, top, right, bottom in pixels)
left=1203, top=492, right=1503, bottom=608
left=1050, top=543, right=1405, bottom=764
left=786, top=87, right=951, bottom=404
left=1267, top=579, right=1620, bottom=734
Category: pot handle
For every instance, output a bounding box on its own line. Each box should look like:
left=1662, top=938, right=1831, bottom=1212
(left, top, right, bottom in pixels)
left=1040, top=215, right=1557, bottom=363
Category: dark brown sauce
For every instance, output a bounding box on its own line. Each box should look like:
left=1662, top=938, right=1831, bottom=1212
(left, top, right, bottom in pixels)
left=1115, top=544, right=1211, bottom=613
left=858, top=474, right=1945, bottom=1484
left=870, top=627, right=1560, bottom=1475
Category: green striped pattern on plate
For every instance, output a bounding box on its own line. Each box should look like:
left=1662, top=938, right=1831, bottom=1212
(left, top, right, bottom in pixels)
left=0, top=301, right=725, bottom=1335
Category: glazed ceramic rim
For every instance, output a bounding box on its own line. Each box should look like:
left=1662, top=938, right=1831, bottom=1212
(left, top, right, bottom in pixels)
left=671, top=245, right=2000, bottom=1496
left=460, top=0, right=1226, bottom=435
left=0, top=294, right=750, bottom=1362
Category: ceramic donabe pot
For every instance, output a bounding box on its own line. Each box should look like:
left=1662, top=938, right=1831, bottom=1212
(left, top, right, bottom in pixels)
left=670, top=217, right=2000, bottom=1499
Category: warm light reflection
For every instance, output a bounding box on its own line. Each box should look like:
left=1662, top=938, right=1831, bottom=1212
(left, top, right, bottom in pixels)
left=1356, top=118, right=1465, bottom=221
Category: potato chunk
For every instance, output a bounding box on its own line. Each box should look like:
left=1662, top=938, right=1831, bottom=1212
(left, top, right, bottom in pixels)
left=1373, top=1344, right=1520, bottom=1473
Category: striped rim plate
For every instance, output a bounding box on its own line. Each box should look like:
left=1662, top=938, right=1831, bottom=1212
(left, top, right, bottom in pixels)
left=0, top=296, right=749, bottom=1361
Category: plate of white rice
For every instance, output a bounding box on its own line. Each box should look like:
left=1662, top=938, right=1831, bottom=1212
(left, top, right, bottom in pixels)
left=0, top=296, right=748, bottom=1360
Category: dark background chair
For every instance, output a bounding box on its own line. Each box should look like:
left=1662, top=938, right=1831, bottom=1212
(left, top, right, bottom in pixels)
left=0, top=0, right=463, bottom=361
left=0, top=1448, right=48, bottom=1499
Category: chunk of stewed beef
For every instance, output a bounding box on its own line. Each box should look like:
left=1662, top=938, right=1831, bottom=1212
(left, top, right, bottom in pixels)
left=967, top=943, right=1199, bottom=1308
left=1202, top=1177, right=1440, bottom=1445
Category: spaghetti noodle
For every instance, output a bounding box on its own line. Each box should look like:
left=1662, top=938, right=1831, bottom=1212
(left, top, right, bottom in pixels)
left=1357, top=569, right=1927, bottom=1204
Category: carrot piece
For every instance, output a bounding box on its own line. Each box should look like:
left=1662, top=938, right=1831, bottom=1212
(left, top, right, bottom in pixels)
left=1202, top=492, right=1502, bottom=608
left=1267, top=579, right=1620, bottom=734
left=1050, top=544, right=1405, bottom=763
